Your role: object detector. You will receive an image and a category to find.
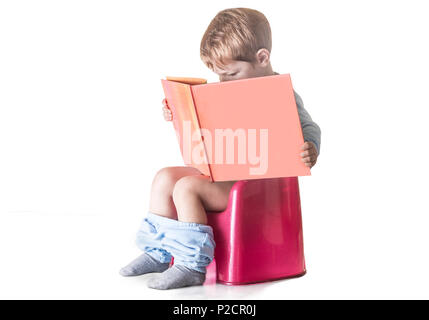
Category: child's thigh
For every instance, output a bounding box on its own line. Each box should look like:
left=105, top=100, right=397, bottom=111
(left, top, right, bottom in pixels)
left=197, top=179, right=238, bottom=212
left=154, top=166, right=203, bottom=187
left=164, top=166, right=204, bottom=179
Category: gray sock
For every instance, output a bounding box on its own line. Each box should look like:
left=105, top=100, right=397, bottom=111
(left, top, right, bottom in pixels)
left=147, top=265, right=206, bottom=290
left=119, top=253, right=170, bottom=277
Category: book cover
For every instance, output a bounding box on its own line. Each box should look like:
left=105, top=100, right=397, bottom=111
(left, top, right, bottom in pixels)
left=160, top=74, right=310, bottom=182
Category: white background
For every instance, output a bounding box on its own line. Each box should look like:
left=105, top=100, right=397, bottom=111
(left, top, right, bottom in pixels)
left=1, top=0, right=428, bottom=299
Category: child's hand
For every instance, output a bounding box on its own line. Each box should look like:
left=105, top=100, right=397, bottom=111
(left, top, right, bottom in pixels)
left=300, top=141, right=318, bottom=168
left=162, top=98, right=173, bottom=121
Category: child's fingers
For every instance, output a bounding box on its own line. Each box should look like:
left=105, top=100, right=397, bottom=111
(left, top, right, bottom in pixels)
left=301, top=154, right=317, bottom=165
left=162, top=106, right=172, bottom=121
left=163, top=107, right=172, bottom=119
left=301, top=156, right=315, bottom=163
left=302, top=158, right=312, bottom=167
left=162, top=99, right=172, bottom=115
left=303, top=158, right=317, bottom=168
left=163, top=106, right=172, bottom=114
left=301, top=142, right=312, bottom=149
left=300, top=149, right=317, bottom=158
left=304, top=161, right=315, bottom=168
left=301, top=141, right=316, bottom=151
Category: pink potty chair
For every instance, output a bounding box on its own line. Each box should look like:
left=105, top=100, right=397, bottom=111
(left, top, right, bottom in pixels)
left=205, top=176, right=306, bottom=285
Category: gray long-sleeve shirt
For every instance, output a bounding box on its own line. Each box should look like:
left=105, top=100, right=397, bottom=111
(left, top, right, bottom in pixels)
left=294, top=90, right=321, bottom=155
left=273, top=72, right=321, bottom=155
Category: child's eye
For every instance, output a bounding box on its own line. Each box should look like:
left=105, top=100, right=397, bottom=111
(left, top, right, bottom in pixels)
left=229, top=73, right=237, bottom=76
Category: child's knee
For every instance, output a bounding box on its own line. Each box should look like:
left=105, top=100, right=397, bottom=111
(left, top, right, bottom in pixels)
left=152, top=167, right=181, bottom=192
left=172, top=175, right=204, bottom=200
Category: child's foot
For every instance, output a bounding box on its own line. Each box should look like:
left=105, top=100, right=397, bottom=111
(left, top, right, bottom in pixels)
left=119, top=253, right=170, bottom=277
left=147, top=265, right=206, bottom=290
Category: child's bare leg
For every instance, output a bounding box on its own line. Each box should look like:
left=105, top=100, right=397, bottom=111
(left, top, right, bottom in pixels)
left=173, top=175, right=236, bottom=224
left=147, top=176, right=236, bottom=289
left=148, top=166, right=204, bottom=219
left=120, top=166, right=203, bottom=277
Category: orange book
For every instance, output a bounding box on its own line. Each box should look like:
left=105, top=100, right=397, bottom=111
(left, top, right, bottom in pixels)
left=161, top=74, right=310, bottom=182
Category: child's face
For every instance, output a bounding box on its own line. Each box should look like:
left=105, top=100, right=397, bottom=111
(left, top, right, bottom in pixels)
left=212, top=60, right=271, bottom=82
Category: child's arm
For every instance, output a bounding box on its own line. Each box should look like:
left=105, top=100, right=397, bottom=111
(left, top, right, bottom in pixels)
left=294, top=90, right=321, bottom=168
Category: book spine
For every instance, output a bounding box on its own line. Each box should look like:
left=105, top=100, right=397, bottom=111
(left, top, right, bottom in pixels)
left=190, top=86, right=214, bottom=182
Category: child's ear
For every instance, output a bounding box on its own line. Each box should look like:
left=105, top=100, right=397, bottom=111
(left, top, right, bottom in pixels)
left=255, top=48, right=271, bottom=67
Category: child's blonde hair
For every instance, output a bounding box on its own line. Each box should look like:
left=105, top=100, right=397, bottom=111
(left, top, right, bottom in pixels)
left=200, top=8, right=272, bottom=71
